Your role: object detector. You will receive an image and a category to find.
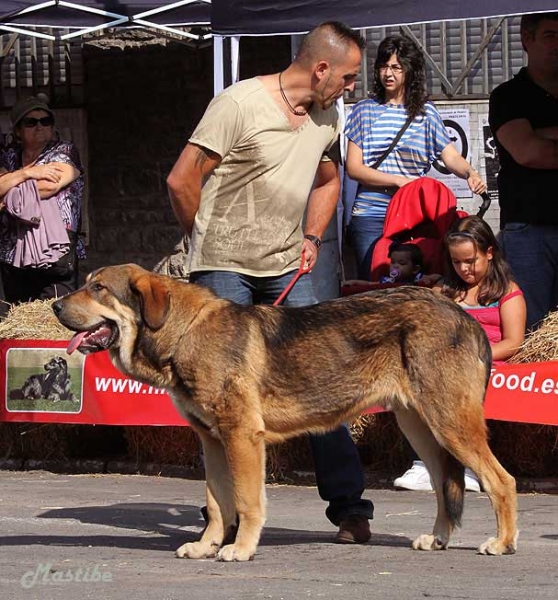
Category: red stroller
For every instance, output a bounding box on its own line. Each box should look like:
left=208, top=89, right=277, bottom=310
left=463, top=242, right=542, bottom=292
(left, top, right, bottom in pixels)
left=370, top=178, right=463, bottom=281
left=342, top=177, right=490, bottom=294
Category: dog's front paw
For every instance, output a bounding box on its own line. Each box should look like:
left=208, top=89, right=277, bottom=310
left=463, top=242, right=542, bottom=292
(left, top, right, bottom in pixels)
left=217, top=543, right=255, bottom=562
left=412, top=534, right=447, bottom=551
left=478, top=536, right=517, bottom=556
left=175, top=541, right=218, bottom=559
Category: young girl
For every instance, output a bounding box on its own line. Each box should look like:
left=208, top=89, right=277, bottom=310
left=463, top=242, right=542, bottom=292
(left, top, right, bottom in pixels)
left=434, top=215, right=526, bottom=364
left=393, top=215, right=526, bottom=492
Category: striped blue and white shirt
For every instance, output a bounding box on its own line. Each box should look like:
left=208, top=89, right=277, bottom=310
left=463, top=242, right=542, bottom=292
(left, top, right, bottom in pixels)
left=345, top=98, right=451, bottom=218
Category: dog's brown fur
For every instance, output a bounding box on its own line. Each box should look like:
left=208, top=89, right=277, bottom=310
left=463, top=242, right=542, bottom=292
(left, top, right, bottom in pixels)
left=52, top=264, right=517, bottom=561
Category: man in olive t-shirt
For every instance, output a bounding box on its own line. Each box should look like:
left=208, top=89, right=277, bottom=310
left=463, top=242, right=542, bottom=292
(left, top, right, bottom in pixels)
left=168, top=22, right=374, bottom=551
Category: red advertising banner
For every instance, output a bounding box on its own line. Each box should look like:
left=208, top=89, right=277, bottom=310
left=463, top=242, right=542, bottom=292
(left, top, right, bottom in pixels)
left=0, top=340, right=188, bottom=426
left=1, top=339, right=557, bottom=426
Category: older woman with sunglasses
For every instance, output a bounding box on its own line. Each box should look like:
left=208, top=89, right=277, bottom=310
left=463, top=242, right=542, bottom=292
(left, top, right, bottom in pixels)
left=0, top=94, right=84, bottom=303
left=345, top=35, right=487, bottom=280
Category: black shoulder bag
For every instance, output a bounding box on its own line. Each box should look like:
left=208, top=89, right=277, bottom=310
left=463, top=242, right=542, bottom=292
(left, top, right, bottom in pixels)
left=370, top=114, right=414, bottom=169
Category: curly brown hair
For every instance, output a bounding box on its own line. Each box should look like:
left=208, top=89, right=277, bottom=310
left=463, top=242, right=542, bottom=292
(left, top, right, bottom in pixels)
left=372, top=35, right=428, bottom=120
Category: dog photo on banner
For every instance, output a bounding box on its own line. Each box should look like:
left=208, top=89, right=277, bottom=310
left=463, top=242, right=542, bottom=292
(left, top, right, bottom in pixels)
left=6, top=348, right=83, bottom=413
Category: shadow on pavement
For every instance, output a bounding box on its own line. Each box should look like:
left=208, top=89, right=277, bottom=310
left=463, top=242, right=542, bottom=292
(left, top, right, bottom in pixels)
left=0, top=501, right=414, bottom=551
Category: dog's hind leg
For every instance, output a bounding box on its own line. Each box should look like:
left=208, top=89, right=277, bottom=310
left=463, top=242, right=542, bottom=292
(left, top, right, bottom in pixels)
left=216, top=418, right=267, bottom=562
left=474, top=450, right=517, bottom=555
left=394, top=408, right=464, bottom=552
left=176, top=432, right=236, bottom=559
left=434, top=407, right=518, bottom=556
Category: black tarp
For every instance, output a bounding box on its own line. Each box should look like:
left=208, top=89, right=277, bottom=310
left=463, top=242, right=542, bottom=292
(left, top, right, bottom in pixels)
left=211, top=0, right=558, bottom=35
left=0, top=1, right=210, bottom=29
left=1, top=1, right=557, bottom=38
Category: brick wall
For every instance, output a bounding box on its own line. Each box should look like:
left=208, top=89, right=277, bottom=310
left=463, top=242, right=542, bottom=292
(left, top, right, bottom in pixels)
left=82, top=42, right=212, bottom=276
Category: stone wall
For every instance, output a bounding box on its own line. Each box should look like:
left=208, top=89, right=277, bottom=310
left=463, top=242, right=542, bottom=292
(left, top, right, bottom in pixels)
left=81, top=37, right=291, bottom=281
left=82, top=42, right=212, bottom=277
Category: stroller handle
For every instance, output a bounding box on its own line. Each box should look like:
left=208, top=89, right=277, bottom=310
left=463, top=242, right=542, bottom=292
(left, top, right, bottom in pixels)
left=476, top=192, right=491, bottom=219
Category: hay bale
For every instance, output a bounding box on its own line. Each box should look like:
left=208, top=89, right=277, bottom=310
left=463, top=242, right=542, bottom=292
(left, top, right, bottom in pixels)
left=488, top=422, right=558, bottom=476
left=123, top=426, right=202, bottom=468
left=0, top=299, right=71, bottom=340
left=266, top=414, right=410, bottom=482
left=350, top=413, right=409, bottom=472
left=511, top=310, right=558, bottom=363
left=0, top=422, right=127, bottom=462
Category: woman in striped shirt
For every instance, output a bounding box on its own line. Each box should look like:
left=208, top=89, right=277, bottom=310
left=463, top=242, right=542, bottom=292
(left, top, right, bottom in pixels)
left=345, top=34, right=486, bottom=279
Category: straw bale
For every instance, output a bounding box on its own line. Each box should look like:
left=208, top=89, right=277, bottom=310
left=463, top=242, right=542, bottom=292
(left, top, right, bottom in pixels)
left=350, top=413, right=410, bottom=472
left=123, top=426, right=202, bottom=468
left=0, top=423, right=127, bottom=461
left=0, top=299, right=71, bottom=340
left=266, top=414, right=410, bottom=482
left=510, top=310, right=558, bottom=363
left=488, top=422, right=558, bottom=476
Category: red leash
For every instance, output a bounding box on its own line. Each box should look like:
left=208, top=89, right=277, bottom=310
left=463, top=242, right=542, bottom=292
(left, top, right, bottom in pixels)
left=273, top=262, right=311, bottom=306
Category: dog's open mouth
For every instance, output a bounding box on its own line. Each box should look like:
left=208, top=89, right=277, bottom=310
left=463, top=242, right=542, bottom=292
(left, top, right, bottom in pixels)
left=67, top=321, right=118, bottom=355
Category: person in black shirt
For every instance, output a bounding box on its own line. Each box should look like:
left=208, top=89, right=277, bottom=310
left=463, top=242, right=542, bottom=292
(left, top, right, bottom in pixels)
left=489, top=12, right=558, bottom=330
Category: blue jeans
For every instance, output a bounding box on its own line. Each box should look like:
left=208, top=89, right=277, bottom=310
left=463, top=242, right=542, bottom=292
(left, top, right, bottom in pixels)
left=498, top=223, right=558, bottom=331
left=190, top=270, right=374, bottom=525
left=347, top=215, right=385, bottom=280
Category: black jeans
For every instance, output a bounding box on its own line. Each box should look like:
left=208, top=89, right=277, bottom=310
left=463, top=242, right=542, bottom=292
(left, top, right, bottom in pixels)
left=309, top=425, right=374, bottom=525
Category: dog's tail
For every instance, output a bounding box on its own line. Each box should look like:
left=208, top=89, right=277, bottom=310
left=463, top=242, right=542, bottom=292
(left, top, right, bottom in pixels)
left=443, top=453, right=465, bottom=528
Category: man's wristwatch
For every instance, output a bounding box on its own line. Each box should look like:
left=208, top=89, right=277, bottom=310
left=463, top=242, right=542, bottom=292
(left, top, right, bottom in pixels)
left=304, top=234, right=322, bottom=250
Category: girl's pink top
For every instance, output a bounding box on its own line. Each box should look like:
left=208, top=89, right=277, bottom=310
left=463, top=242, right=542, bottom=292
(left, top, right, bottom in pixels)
left=462, top=289, right=524, bottom=365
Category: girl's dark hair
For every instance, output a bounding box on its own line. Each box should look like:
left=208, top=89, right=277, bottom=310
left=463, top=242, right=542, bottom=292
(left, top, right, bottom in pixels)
left=373, top=35, right=428, bottom=120
left=441, top=215, right=514, bottom=305
left=388, top=242, right=424, bottom=270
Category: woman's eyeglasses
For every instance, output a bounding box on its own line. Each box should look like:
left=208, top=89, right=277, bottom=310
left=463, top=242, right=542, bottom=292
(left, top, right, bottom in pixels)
left=379, top=64, right=404, bottom=74
left=21, top=116, right=54, bottom=128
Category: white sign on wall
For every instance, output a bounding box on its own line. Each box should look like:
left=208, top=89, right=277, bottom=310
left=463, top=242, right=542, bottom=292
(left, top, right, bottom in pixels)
left=430, top=108, right=472, bottom=198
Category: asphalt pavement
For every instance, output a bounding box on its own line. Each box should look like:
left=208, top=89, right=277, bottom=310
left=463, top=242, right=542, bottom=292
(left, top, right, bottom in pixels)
left=0, top=470, right=557, bottom=600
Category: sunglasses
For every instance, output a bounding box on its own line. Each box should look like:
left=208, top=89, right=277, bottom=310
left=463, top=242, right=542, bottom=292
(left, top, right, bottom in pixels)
left=21, top=116, right=54, bottom=128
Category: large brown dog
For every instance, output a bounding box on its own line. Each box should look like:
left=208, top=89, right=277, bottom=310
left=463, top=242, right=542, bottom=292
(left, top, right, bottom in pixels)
left=52, top=264, right=517, bottom=561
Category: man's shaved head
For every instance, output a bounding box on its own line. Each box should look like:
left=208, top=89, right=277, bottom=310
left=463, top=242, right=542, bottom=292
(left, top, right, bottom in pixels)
left=296, top=21, right=366, bottom=67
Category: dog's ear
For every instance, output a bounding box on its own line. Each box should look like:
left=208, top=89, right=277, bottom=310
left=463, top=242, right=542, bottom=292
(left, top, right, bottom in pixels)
left=131, top=274, right=171, bottom=330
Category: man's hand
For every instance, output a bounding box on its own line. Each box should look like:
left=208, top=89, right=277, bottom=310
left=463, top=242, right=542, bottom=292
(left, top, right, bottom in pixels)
left=301, top=238, right=319, bottom=271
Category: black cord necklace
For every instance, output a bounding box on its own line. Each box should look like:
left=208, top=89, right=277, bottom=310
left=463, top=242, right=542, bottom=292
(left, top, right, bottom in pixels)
left=278, top=71, right=308, bottom=116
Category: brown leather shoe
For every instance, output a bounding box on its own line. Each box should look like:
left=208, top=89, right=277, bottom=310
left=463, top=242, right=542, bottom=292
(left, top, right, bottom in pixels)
left=335, top=515, right=371, bottom=544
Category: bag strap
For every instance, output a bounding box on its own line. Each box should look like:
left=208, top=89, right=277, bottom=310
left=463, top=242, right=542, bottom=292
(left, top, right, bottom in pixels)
left=370, top=114, right=414, bottom=170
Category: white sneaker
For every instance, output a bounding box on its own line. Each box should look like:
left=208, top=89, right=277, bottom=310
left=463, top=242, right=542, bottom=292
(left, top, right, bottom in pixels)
left=393, top=461, right=432, bottom=491
left=394, top=462, right=482, bottom=492
left=465, top=469, right=481, bottom=492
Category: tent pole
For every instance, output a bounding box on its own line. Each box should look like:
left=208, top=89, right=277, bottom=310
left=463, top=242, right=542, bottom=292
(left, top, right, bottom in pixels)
left=231, top=36, right=240, bottom=84
left=213, top=35, right=224, bottom=96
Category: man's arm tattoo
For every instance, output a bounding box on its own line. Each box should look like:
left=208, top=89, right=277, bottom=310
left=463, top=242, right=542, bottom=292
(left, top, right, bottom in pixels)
left=194, top=147, right=210, bottom=171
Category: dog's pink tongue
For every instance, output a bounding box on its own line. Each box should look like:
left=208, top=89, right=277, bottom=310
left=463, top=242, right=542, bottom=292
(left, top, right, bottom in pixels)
left=67, top=331, right=88, bottom=355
